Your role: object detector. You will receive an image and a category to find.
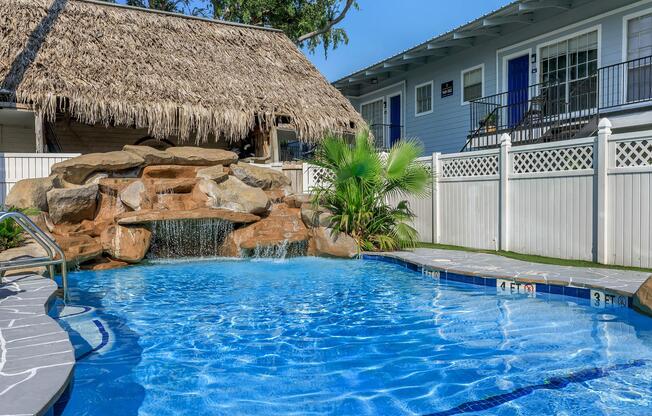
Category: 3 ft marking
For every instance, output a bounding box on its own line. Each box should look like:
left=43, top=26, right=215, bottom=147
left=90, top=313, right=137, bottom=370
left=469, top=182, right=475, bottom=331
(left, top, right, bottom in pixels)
left=497, top=279, right=536, bottom=297
left=590, top=290, right=628, bottom=308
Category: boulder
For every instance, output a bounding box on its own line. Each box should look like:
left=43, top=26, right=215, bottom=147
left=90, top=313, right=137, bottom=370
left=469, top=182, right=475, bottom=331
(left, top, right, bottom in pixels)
left=633, top=276, right=652, bottom=317
left=54, top=234, right=103, bottom=264
left=51, top=151, right=144, bottom=184
left=5, top=176, right=59, bottom=211
left=46, top=184, right=98, bottom=224
left=144, top=178, right=197, bottom=194
left=285, top=194, right=311, bottom=209
left=198, top=177, right=270, bottom=215
left=222, top=204, right=309, bottom=256
left=265, top=189, right=287, bottom=203
left=165, top=147, right=238, bottom=166
left=119, top=180, right=147, bottom=211
left=123, top=145, right=175, bottom=165
left=80, top=256, right=129, bottom=271
left=0, top=240, right=48, bottom=276
left=83, top=172, right=109, bottom=185
left=196, top=165, right=228, bottom=183
left=308, top=227, right=358, bottom=258
left=98, top=178, right=137, bottom=195
left=116, top=208, right=259, bottom=225
left=300, top=203, right=333, bottom=228
left=230, top=163, right=291, bottom=190
left=100, top=224, right=151, bottom=263
left=142, top=165, right=201, bottom=179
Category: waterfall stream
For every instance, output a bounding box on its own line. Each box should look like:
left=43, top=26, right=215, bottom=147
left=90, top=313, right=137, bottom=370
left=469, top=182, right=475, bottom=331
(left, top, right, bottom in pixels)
left=242, top=240, right=308, bottom=259
left=148, top=218, right=234, bottom=259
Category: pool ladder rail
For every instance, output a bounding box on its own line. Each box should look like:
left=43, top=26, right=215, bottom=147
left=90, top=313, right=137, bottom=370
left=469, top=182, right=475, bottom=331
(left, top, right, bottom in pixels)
left=0, top=211, right=68, bottom=301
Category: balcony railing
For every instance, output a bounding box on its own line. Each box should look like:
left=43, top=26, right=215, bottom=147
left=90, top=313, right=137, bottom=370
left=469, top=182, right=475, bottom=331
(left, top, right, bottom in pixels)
left=599, top=54, right=652, bottom=110
left=369, top=123, right=405, bottom=150
left=463, top=55, right=652, bottom=152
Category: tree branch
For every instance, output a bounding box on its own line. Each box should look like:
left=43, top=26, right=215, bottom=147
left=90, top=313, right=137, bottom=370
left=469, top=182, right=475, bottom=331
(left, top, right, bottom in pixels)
left=296, top=0, right=354, bottom=43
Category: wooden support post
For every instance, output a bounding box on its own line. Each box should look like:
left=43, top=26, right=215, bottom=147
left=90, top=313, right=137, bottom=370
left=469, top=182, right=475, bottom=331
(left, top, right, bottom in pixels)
left=34, top=110, right=45, bottom=153
left=270, top=125, right=280, bottom=163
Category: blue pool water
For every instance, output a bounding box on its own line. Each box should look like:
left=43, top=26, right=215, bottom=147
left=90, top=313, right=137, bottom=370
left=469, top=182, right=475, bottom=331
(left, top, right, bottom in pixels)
left=55, top=257, right=652, bottom=415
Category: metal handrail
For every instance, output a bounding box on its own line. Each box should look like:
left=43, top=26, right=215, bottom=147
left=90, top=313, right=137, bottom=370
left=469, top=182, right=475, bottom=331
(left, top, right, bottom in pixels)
left=0, top=211, right=68, bottom=301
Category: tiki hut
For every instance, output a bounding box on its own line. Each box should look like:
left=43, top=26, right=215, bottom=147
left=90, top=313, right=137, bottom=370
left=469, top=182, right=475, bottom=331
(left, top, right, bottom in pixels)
left=0, top=0, right=363, bottom=160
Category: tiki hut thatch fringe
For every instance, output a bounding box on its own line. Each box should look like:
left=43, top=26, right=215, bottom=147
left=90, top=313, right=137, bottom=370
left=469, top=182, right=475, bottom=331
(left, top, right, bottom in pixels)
left=1, top=0, right=364, bottom=143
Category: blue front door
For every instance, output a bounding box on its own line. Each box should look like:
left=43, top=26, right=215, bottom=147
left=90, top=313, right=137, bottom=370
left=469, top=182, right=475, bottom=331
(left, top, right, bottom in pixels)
left=389, top=95, right=401, bottom=146
left=507, top=55, right=529, bottom=128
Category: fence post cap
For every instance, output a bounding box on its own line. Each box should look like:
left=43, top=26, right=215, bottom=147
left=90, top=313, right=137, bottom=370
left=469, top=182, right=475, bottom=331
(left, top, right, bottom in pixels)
left=499, top=133, right=511, bottom=145
left=598, top=118, right=612, bottom=130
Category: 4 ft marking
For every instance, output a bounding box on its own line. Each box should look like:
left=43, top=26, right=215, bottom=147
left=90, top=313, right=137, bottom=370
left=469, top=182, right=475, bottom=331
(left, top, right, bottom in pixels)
left=497, top=279, right=536, bottom=297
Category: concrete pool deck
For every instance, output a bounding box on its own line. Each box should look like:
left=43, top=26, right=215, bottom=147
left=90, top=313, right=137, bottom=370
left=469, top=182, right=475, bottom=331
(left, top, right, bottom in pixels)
left=369, top=248, right=652, bottom=297
left=0, top=270, right=74, bottom=416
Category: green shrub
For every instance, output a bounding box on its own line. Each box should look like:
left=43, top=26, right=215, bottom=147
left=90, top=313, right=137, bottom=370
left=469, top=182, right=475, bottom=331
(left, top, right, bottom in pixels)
left=0, top=207, right=26, bottom=251
left=310, top=130, right=431, bottom=251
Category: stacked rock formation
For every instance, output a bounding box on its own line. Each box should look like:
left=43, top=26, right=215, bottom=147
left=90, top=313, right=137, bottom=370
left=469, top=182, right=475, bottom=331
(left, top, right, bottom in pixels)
left=5, top=145, right=357, bottom=270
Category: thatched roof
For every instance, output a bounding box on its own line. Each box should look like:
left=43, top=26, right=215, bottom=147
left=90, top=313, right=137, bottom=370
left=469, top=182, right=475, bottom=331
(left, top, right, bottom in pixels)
left=0, top=0, right=364, bottom=142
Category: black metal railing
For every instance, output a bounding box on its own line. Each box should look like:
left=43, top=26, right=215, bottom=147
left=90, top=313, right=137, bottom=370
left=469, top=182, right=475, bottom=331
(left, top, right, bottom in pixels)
left=462, top=54, right=652, bottom=152
left=369, top=123, right=405, bottom=150
left=599, top=54, right=652, bottom=110
left=463, top=76, right=598, bottom=151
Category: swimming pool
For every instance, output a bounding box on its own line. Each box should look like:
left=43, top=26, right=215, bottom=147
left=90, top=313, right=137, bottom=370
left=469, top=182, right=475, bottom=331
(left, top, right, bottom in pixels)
left=55, top=257, right=652, bottom=415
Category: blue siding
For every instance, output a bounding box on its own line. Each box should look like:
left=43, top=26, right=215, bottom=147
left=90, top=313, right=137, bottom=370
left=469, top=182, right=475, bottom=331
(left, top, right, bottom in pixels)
left=344, top=0, right=652, bottom=155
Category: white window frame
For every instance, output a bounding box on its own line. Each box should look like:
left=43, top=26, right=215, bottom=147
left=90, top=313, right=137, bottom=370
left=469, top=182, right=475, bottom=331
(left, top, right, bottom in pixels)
left=536, top=25, right=602, bottom=80
left=414, top=81, right=434, bottom=117
left=461, top=64, right=485, bottom=105
left=535, top=25, right=601, bottom=113
left=622, top=7, right=652, bottom=63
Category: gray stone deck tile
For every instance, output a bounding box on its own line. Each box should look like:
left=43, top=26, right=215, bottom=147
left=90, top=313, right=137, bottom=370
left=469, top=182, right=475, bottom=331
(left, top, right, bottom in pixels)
left=0, top=273, right=74, bottom=416
left=374, top=248, right=652, bottom=296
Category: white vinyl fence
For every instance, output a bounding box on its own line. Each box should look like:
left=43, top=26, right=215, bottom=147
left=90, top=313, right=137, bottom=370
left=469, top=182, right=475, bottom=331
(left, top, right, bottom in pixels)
left=0, top=153, right=79, bottom=206
left=4, top=119, right=651, bottom=268
left=368, top=119, right=651, bottom=268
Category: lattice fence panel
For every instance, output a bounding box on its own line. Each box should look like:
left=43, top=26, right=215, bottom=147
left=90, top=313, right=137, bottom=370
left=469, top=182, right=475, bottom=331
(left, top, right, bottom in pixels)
left=512, top=145, right=593, bottom=174
left=616, top=139, right=652, bottom=167
left=305, top=165, right=334, bottom=190
left=441, top=155, right=498, bottom=178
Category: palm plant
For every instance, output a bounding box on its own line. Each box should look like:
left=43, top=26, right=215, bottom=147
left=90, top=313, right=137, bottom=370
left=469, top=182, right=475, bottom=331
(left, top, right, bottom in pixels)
left=310, top=130, right=431, bottom=251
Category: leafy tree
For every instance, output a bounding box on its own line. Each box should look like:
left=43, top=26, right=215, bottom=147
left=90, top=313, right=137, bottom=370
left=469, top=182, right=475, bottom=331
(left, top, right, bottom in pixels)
left=310, top=131, right=431, bottom=251
left=210, top=0, right=358, bottom=55
left=125, top=0, right=199, bottom=14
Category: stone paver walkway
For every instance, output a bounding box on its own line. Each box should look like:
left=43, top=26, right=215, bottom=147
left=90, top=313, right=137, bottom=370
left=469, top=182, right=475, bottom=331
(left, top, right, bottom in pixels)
left=374, top=248, right=652, bottom=296
left=0, top=273, right=74, bottom=416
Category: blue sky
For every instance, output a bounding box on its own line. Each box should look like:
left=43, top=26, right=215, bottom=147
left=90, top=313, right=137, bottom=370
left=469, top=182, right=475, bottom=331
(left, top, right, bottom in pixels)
left=305, top=0, right=512, bottom=82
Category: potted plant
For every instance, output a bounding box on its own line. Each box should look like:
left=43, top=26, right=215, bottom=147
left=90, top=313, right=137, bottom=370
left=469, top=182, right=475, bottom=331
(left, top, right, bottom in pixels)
left=482, top=112, right=498, bottom=133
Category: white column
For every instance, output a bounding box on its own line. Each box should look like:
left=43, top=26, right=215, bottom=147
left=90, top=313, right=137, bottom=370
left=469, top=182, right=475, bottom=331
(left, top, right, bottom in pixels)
left=499, top=133, right=511, bottom=251
left=596, top=118, right=612, bottom=264
left=432, top=152, right=441, bottom=244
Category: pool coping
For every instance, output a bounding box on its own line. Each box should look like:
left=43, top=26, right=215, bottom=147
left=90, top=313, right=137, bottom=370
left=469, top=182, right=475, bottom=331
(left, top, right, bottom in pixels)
left=0, top=273, right=75, bottom=416
left=363, top=250, right=652, bottom=309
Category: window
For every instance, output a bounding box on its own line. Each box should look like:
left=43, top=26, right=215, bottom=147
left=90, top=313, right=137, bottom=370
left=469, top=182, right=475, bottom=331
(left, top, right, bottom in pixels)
left=626, top=12, right=652, bottom=102
left=415, top=82, right=433, bottom=115
left=360, top=99, right=384, bottom=148
left=540, top=30, right=598, bottom=112
left=462, top=66, right=483, bottom=104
